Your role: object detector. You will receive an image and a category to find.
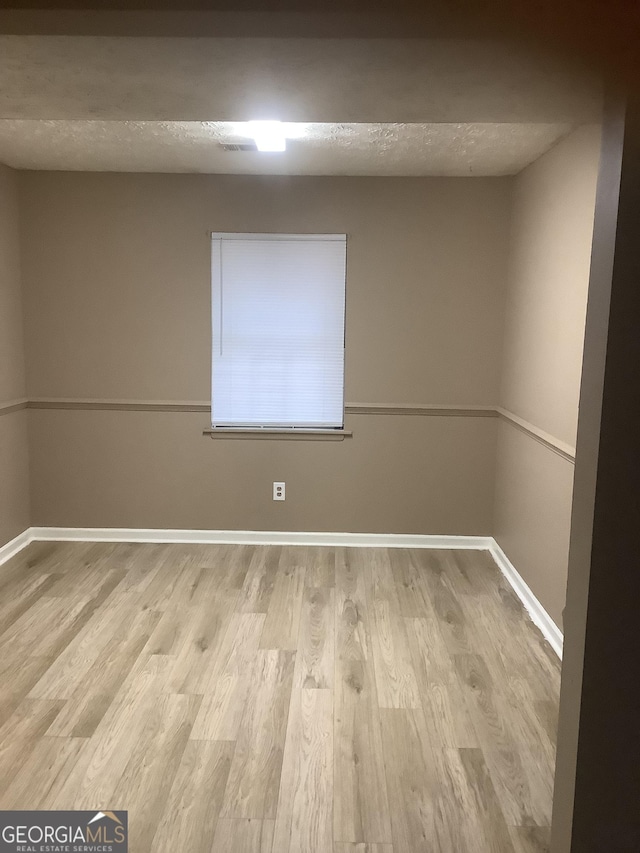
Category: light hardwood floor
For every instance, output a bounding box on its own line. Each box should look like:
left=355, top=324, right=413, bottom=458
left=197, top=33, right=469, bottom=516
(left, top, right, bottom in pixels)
left=0, top=541, right=560, bottom=852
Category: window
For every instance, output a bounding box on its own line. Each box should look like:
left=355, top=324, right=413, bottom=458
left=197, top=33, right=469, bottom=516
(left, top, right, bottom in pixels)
left=211, top=233, right=347, bottom=430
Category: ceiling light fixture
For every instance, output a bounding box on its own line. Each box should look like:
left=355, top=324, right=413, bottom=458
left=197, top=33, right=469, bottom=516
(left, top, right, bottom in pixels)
left=247, top=120, right=286, bottom=152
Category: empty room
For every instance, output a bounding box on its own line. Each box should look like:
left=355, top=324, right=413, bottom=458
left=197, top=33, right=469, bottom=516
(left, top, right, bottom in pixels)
left=0, top=9, right=608, bottom=853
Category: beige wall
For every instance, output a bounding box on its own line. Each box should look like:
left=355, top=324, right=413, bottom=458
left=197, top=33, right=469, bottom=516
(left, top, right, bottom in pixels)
left=494, top=125, right=601, bottom=627
left=0, top=163, right=30, bottom=547
left=20, top=173, right=511, bottom=534
left=21, top=173, right=509, bottom=405
left=28, top=411, right=497, bottom=534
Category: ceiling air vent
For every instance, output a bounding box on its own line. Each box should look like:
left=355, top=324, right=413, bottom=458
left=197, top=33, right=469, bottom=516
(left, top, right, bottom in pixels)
left=219, top=141, right=257, bottom=152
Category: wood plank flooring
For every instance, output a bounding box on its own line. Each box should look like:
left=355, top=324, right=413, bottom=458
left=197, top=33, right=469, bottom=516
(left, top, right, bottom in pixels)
left=0, top=542, right=561, bottom=852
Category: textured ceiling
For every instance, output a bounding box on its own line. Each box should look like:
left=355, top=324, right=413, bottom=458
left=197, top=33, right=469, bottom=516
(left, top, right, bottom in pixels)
left=0, top=120, right=575, bottom=176
left=0, top=35, right=600, bottom=175
left=0, top=36, right=600, bottom=123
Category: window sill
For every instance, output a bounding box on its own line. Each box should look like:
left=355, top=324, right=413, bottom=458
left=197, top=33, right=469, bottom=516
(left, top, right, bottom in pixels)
left=203, top=428, right=352, bottom=441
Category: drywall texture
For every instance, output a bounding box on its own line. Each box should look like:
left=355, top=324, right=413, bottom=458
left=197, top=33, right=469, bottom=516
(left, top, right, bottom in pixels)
left=494, top=422, right=575, bottom=627
left=0, top=163, right=30, bottom=547
left=0, top=410, right=30, bottom=547
left=28, top=411, right=497, bottom=534
left=500, top=124, right=602, bottom=447
left=494, top=125, right=601, bottom=627
left=20, top=172, right=511, bottom=533
left=0, top=165, right=25, bottom=404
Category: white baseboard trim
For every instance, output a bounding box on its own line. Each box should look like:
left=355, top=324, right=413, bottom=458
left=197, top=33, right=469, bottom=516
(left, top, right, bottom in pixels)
left=5, top=526, right=562, bottom=658
left=0, top=528, right=34, bottom=568
left=489, top=539, right=564, bottom=659
left=30, top=526, right=493, bottom=550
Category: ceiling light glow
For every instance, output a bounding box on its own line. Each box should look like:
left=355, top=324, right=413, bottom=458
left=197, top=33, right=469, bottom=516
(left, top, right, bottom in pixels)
left=247, top=120, right=286, bottom=152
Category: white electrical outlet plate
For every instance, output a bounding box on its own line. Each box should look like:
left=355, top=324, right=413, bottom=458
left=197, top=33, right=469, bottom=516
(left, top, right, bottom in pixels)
left=273, top=482, right=285, bottom=501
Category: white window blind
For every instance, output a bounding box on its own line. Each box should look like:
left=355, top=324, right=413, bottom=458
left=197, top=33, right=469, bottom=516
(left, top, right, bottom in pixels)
left=211, top=233, right=347, bottom=429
